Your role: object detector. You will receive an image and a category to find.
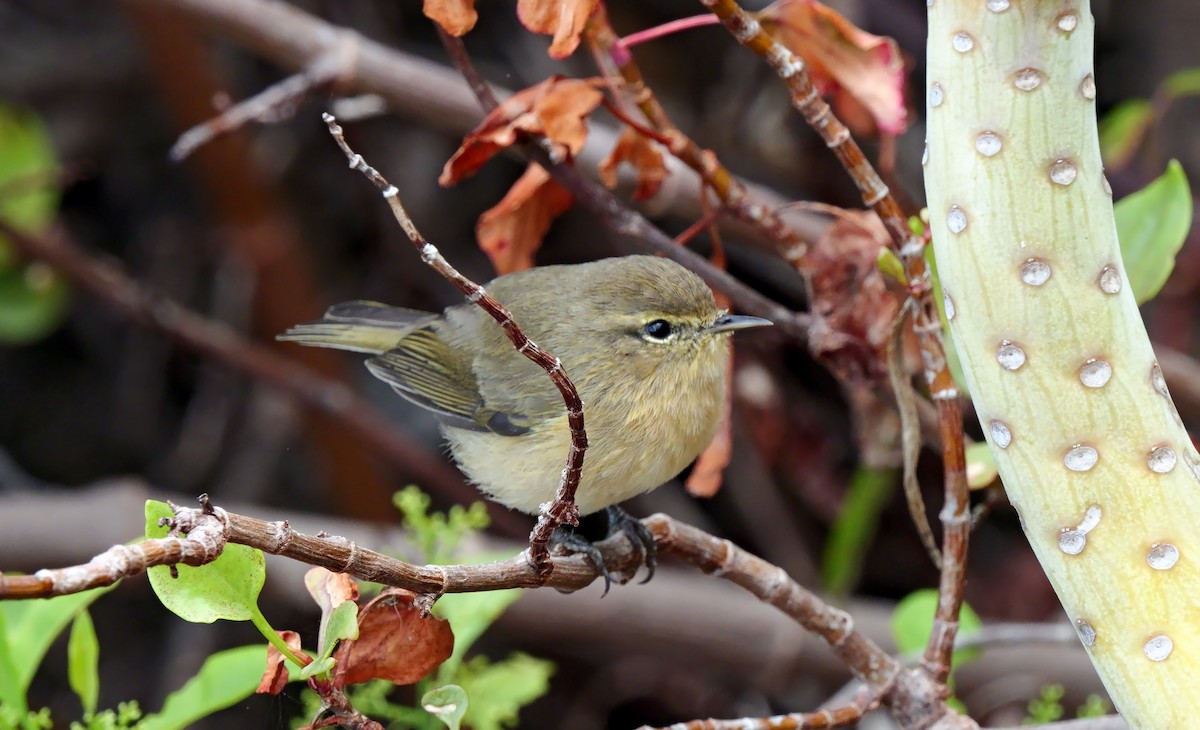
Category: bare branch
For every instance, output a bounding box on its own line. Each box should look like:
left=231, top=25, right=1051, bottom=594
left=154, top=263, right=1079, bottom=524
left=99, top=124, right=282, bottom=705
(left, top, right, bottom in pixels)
left=170, top=44, right=355, bottom=161
left=641, top=694, right=873, bottom=730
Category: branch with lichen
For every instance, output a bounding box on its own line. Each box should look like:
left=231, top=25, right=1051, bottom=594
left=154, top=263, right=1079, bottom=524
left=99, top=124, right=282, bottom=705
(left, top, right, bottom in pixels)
left=696, top=0, right=969, bottom=684
left=322, top=114, right=586, bottom=574
left=0, top=495, right=975, bottom=729
left=925, top=1, right=1200, bottom=726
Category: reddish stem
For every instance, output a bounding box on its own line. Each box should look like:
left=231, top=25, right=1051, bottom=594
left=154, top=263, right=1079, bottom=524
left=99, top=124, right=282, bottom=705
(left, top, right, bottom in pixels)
left=619, top=14, right=722, bottom=50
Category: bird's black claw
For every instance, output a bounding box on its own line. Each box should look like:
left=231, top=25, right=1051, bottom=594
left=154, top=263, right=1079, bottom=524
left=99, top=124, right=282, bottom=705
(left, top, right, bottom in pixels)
left=549, top=507, right=657, bottom=594
left=550, top=525, right=614, bottom=596
left=605, top=506, right=657, bottom=584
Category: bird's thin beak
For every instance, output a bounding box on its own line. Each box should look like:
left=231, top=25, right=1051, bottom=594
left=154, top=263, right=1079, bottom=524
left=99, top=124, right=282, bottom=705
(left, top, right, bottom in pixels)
left=707, top=313, right=773, bottom=334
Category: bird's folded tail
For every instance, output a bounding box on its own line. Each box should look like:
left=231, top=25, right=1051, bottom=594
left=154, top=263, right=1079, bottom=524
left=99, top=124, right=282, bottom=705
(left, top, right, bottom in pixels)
left=276, top=300, right=434, bottom=354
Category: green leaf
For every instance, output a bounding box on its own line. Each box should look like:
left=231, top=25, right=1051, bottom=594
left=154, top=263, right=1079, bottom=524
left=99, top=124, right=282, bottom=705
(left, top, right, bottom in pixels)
left=965, top=442, right=999, bottom=489
left=319, top=600, right=360, bottom=661
left=435, top=589, right=522, bottom=677
left=1098, top=99, right=1153, bottom=169
left=144, top=500, right=265, bottom=623
left=1115, top=160, right=1193, bottom=304
left=423, top=684, right=469, bottom=730
left=298, top=655, right=336, bottom=680
left=876, top=248, right=905, bottom=284
left=457, top=654, right=553, bottom=730
left=891, top=589, right=983, bottom=670
left=140, top=645, right=268, bottom=730
left=0, top=584, right=114, bottom=713
left=0, top=106, right=59, bottom=270
left=67, top=610, right=100, bottom=715
left=1161, top=67, right=1200, bottom=98
left=822, top=467, right=897, bottom=596
left=0, top=262, right=69, bottom=345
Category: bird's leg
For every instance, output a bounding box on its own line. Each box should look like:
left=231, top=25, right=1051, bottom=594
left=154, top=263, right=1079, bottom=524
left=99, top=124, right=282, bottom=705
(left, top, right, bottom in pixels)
left=604, top=505, right=656, bottom=584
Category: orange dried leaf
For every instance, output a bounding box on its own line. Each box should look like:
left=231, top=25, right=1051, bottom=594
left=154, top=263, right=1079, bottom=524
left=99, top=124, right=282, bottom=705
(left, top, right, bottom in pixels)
left=257, top=630, right=303, bottom=695
left=333, top=588, right=454, bottom=688
left=424, top=0, right=478, bottom=36
left=441, top=76, right=604, bottom=186
left=599, top=127, right=668, bottom=201
left=477, top=164, right=574, bottom=274
left=758, top=0, right=908, bottom=135
left=517, top=0, right=600, bottom=59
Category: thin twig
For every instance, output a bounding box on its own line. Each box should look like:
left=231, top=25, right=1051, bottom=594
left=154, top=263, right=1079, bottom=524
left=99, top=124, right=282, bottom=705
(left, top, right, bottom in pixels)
left=887, top=300, right=941, bottom=568
left=642, top=694, right=874, bottom=730
left=170, top=48, right=351, bottom=161
left=696, top=0, right=971, bottom=685
left=321, top=114, right=586, bottom=575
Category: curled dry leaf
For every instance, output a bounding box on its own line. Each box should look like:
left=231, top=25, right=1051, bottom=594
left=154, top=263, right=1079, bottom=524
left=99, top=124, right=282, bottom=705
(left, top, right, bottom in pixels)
left=598, top=127, right=668, bottom=202
left=517, top=0, right=600, bottom=59
left=257, top=630, right=303, bottom=695
left=333, top=588, right=454, bottom=688
left=757, top=0, right=908, bottom=136
left=441, top=76, right=604, bottom=185
left=807, top=208, right=901, bottom=383
left=477, top=164, right=574, bottom=274
left=423, top=0, right=478, bottom=36
left=442, top=76, right=604, bottom=272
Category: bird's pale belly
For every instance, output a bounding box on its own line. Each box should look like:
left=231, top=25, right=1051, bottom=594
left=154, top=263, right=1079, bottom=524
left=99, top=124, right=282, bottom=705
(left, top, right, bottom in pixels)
left=443, top=408, right=718, bottom=516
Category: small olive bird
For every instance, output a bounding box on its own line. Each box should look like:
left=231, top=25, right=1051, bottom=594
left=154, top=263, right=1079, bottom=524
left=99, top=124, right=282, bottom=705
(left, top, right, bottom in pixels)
left=279, top=255, right=771, bottom=587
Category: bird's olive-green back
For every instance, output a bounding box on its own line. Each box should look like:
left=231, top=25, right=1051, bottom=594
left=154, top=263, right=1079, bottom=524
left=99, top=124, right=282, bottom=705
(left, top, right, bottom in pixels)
left=369, top=255, right=722, bottom=434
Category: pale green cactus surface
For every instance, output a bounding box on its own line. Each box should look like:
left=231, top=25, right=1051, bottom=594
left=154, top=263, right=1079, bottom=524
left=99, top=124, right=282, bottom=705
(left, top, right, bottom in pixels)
left=924, top=1, right=1199, bottom=726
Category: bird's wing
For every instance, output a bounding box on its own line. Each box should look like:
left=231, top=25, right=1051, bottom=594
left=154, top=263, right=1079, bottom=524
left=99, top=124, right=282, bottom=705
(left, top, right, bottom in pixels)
left=366, top=326, right=512, bottom=434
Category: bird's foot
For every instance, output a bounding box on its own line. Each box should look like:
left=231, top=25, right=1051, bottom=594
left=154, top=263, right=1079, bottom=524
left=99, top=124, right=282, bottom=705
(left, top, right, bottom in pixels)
left=604, top=505, right=656, bottom=585
left=549, top=506, right=656, bottom=596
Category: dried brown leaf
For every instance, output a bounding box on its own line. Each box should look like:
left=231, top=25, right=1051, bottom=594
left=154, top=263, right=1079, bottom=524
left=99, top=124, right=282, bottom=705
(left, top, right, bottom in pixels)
left=333, top=588, right=454, bottom=688
left=516, top=0, right=600, bottom=59
left=758, top=0, right=908, bottom=135
left=257, top=630, right=303, bottom=695
left=440, top=76, right=604, bottom=185
left=807, top=208, right=901, bottom=382
left=423, top=0, right=478, bottom=36
left=476, top=164, right=574, bottom=274
left=599, top=127, right=668, bottom=201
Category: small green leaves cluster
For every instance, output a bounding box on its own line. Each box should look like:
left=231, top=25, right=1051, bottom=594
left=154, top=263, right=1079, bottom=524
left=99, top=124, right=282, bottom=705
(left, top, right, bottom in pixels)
left=1024, top=684, right=1110, bottom=724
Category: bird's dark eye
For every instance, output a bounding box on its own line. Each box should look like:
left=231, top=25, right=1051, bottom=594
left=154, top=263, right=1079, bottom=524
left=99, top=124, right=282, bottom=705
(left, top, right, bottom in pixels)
left=643, top=319, right=673, bottom=340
